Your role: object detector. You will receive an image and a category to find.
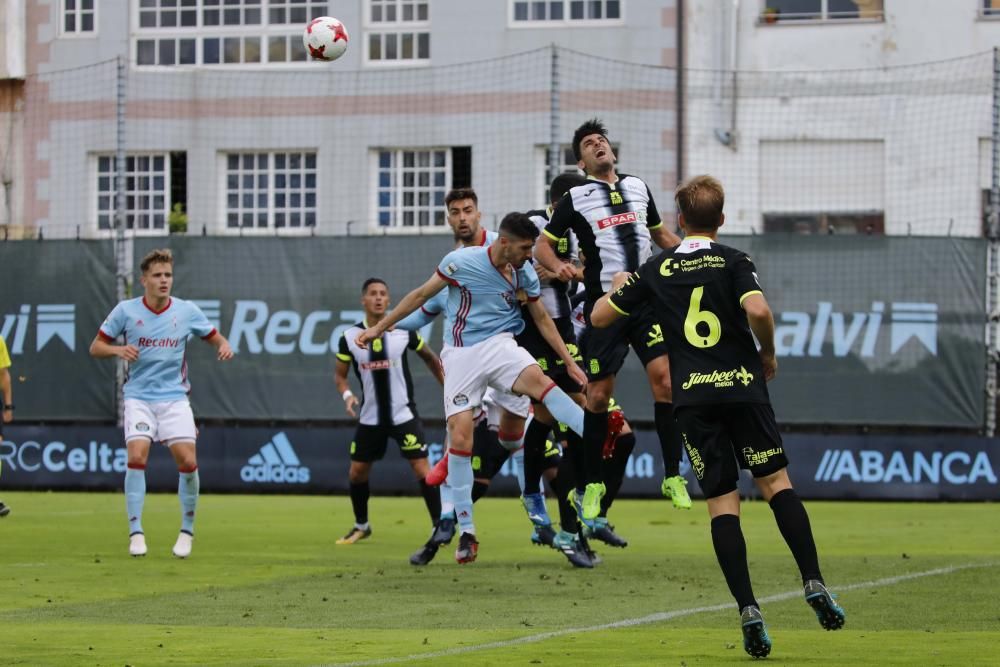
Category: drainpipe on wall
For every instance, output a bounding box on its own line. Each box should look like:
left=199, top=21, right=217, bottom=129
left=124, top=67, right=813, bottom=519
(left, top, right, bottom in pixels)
left=714, top=0, right=740, bottom=149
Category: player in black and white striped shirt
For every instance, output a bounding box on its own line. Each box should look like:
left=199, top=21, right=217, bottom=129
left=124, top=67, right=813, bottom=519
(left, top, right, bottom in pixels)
left=334, top=277, right=445, bottom=545
left=535, top=118, right=691, bottom=521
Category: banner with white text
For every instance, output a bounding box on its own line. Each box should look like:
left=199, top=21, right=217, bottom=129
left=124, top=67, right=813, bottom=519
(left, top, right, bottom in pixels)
left=0, top=236, right=987, bottom=426
left=1, top=426, right=995, bottom=500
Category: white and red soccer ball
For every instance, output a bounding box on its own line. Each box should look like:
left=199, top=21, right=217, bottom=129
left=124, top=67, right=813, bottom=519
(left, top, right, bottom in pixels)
left=303, top=16, right=349, bottom=62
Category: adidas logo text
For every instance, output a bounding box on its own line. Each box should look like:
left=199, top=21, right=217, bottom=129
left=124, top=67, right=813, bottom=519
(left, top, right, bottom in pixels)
left=240, top=432, right=311, bottom=484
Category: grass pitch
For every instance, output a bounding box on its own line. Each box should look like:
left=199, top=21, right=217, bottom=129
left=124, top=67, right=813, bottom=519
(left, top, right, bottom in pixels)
left=0, top=492, right=997, bottom=666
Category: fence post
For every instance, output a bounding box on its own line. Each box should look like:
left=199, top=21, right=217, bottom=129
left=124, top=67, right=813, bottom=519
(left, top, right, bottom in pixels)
left=986, top=48, right=1000, bottom=436
left=547, top=44, right=561, bottom=191
left=113, top=56, right=131, bottom=426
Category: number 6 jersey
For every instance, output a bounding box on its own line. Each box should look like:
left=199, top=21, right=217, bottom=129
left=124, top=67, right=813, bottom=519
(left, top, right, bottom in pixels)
left=606, top=235, right=770, bottom=407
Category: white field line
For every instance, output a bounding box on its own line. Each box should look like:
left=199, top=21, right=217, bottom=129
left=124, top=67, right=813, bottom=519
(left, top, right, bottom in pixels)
left=318, top=560, right=997, bottom=667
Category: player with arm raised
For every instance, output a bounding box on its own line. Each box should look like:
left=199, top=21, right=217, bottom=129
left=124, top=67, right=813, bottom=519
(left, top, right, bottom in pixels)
left=535, top=119, right=690, bottom=523
left=90, top=249, right=233, bottom=559
left=396, top=188, right=498, bottom=334
left=332, top=277, right=445, bottom=545
left=397, top=189, right=537, bottom=564
left=358, top=213, right=611, bottom=564
left=591, top=175, right=844, bottom=658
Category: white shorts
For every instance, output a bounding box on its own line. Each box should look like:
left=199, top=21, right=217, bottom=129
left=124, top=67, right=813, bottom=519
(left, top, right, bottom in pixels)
left=124, top=398, right=197, bottom=446
left=441, top=333, right=536, bottom=419
left=483, top=386, right=531, bottom=421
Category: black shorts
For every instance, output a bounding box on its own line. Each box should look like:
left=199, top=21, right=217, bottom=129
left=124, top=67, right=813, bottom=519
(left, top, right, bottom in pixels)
left=580, top=301, right=667, bottom=380
left=350, top=418, right=428, bottom=462
left=674, top=403, right=787, bottom=499
left=515, top=316, right=584, bottom=394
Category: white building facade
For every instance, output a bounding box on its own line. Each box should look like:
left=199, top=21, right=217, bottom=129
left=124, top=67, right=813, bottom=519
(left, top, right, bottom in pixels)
left=683, top=0, right=1000, bottom=237
left=1, top=0, right=680, bottom=239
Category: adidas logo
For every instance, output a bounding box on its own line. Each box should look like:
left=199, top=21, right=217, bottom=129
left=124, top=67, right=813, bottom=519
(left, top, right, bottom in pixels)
left=240, top=432, right=311, bottom=484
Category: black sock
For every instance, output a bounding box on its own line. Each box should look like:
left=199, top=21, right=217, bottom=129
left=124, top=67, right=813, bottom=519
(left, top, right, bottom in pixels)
left=583, top=409, right=608, bottom=485
left=471, top=481, right=489, bottom=503
left=600, top=432, right=635, bottom=516
left=563, top=428, right=586, bottom=494
left=655, top=402, right=682, bottom=478
left=551, top=458, right=580, bottom=533
left=769, top=488, right=823, bottom=584
left=522, top=417, right=552, bottom=495
left=711, top=514, right=757, bottom=611
left=418, top=478, right=441, bottom=525
left=349, top=481, right=370, bottom=525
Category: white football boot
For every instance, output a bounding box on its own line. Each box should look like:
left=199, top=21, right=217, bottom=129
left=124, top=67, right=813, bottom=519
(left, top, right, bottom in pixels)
left=172, top=532, right=193, bottom=558
left=129, top=533, right=148, bottom=557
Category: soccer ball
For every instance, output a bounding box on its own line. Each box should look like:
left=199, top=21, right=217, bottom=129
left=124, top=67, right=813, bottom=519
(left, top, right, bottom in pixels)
left=303, top=16, right=349, bottom=62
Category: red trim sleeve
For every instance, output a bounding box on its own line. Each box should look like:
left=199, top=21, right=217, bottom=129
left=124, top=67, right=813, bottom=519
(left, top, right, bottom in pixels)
left=178, top=465, right=198, bottom=474
left=436, top=268, right=459, bottom=286
left=497, top=431, right=524, bottom=442
left=538, top=382, right=558, bottom=402
left=200, top=328, right=218, bottom=340
left=97, top=330, right=115, bottom=343
left=526, top=295, right=540, bottom=302
left=448, top=448, right=473, bottom=457
left=127, top=463, right=146, bottom=470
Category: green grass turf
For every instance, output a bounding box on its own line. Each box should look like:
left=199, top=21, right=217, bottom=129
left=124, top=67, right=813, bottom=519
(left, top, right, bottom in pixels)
left=0, top=492, right=997, bottom=665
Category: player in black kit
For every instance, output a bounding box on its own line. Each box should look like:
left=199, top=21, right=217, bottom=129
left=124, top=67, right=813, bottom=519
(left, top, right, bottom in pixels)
left=590, top=175, right=845, bottom=659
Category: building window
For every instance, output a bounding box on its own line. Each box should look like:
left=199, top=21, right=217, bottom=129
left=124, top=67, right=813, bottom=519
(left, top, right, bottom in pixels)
left=374, top=147, right=472, bottom=229
left=134, top=0, right=328, bottom=66
left=983, top=0, right=1000, bottom=18
left=759, top=0, right=883, bottom=23
left=267, top=0, right=330, bottom=24
left=366, top=0, right=430, bottom=65
left=63, top=0, right=97, bottom=34
left=96, top=154, right=173, bottom=233
left=760, top=139, right=884, bottom=234
left=224, top=152, right=317, bottom=230
left=762, top=212, right=884, bottom=235
left=511, top=0, right=622, bottom=25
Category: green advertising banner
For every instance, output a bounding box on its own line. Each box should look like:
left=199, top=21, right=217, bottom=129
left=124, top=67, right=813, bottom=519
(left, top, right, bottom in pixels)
left=0, top=240, right=117, bottom=420
left=0, top=235, right=987, bottom=427
left=740, top=236, right=986, bottom=427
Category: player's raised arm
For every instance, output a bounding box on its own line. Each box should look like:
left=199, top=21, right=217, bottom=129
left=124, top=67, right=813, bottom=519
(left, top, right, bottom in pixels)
left=395, top=290, right=445, bottom=331
left=356, top=272, right=447, bottom=348
left=591, top=271, right=637, bottom=328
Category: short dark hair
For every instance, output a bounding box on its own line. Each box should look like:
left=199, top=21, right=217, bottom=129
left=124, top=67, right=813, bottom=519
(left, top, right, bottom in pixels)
left=549, top=172, right=588, bottom=205
left=498, top=212, right=539, bottom=241
left=140, top=248, right=173, bottom=273
left=572, top=118, right=609, bottom=162
left=675, top=175, right=725, bottom=233
left=362, top=277, right=387, bottom=294
left=445, top=187, right=478, bottom=208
